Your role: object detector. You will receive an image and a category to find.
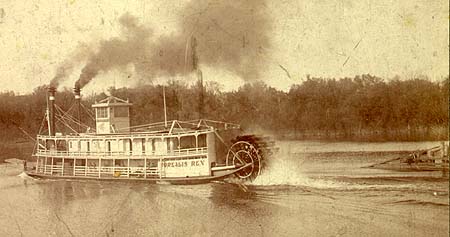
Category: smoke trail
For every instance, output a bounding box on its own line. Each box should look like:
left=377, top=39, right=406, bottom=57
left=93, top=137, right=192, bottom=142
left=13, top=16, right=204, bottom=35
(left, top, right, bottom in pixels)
left=138, top=0, right=272, bottom=81
left=76, top=13, right=152, bottom=88
left=62, top=1, right=271, bottom=89
left=49, top=44, right=91, bottom=88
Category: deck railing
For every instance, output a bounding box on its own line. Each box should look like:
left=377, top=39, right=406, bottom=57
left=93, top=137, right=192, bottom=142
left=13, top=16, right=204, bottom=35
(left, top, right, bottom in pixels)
left=36, top=127, right=213, bottom=140
left=43, top=164, right=62, bottom=175
left=36, top=147, right=208, bottom=158
left=41, top=165, right=161, bottom=178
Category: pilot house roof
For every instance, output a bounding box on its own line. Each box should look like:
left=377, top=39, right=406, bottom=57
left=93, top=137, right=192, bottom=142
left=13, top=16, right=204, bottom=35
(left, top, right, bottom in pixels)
left=92, top=96, right=132, bottom=108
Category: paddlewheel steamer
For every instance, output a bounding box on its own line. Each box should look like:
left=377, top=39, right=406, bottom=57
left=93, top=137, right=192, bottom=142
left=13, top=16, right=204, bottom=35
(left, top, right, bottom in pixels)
left=26, top=87, right=275, bottom=184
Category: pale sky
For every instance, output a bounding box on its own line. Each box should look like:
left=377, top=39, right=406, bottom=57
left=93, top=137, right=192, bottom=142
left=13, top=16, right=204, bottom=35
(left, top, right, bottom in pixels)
left=0, top=0, right=448, bottom=94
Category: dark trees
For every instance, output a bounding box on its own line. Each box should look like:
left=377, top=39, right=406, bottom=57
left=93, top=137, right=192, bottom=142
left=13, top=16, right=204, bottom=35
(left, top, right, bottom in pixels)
left=0, top=75, right=448, bottom=142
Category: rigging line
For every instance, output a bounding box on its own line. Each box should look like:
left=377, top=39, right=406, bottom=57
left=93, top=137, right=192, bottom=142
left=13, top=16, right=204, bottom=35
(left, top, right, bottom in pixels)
left=60, top=111, right=83, bottom=127
left=83, top=105, right=95, bottom=118
left=60, top=104, right=75, bottom=119
left=55, top=103, right=73, bottom=119
left=55, top=106, right=90, bottom=130
left=56, top=113, right=89, bottom=131
left=8, top=119, right=36, bottom=142
left=79, top=103, right=95, bottom=120
left=55, top=105, right=76, bottom=123
left=55, top=114, right=75, bottom=129
left=59, top=105, right=75, bottom=120
left=54, top=115, right=78, bottom=134
left=55, top=105, right=87, bottom=127
left=78, top=100, right=93, bottom=113
left=54, top=113, right=73, bottom=130
left=78, top=102, right=95, bottom=118
left=38, top=112, right=48, bottom=135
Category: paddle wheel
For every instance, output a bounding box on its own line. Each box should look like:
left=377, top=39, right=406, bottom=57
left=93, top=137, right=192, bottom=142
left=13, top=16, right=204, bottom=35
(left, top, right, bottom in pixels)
left=226, top=135, right=277, bottom=180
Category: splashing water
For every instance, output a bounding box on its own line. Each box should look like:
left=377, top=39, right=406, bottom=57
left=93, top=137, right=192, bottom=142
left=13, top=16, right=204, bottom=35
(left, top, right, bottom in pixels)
left=249, top=142, right=344, bottom=188
left=247, top=141, right=418, bottom=191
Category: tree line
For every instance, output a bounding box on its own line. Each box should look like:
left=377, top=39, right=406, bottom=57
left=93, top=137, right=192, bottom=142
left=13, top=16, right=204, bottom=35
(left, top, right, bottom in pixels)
left=0, top=74, right=448, bottom=142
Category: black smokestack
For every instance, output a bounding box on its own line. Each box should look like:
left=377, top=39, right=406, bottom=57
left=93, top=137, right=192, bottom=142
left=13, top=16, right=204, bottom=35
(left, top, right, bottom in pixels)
left=47, top=87, right=56, bottom=136
left=73, top=85, right=82, bottom=133
left=67, top=1, right=271, bottom=89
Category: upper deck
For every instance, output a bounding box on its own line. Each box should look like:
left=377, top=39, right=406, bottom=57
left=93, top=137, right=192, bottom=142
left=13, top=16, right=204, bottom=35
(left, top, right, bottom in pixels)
left=36, top=90, right=240, bottom=161
left=36, top=119, right=239, bottom=160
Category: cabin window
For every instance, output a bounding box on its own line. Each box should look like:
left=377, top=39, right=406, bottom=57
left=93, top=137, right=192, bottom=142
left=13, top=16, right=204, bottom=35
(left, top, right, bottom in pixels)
left=97, top=107, right=108, bottom=118
left=198, top=134, right=207, bottom=148
left=92, top=140, right=101, bottom=153
left=145, top=139, right=155, bottom=153
left=114, top=107, right=128, bottom=117
left=68, top=141, right=80, bottom=152
left=122, top=139, right=132, bottom=152
left=75, top=159, right=86, bottom=166
left=39, top=139, right=46, bottom=150
left=56, top=140, right=67, bottom=150
left=167, top=138, right=177, bottom=152
left=180, top=136, right=196, bottom=149
left=141, top=139, right=145, bottom=152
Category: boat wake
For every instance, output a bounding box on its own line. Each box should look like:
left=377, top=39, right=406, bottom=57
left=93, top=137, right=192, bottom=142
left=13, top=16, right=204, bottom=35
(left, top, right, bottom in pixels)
left=248, top=145, right=344, bottom=188
left=18, top=171, right=37, bottom=180
left=248, top=158, right=417, bottom=191
left=246, top=142, right=418, bottom=191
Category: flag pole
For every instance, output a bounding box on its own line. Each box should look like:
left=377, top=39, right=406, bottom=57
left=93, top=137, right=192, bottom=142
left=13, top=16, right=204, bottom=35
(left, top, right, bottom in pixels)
left=163, top=86, right=168, bottom=128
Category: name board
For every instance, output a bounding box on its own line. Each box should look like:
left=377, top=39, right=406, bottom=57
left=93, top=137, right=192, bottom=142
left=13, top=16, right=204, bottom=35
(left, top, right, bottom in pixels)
left=159, top=157, right=209, bottom=177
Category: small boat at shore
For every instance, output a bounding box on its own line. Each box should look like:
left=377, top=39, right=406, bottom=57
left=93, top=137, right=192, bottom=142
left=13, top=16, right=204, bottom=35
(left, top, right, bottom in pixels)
left=25, top=87, right=276, bottom=184
left=366, top=142, right=449, bottom=172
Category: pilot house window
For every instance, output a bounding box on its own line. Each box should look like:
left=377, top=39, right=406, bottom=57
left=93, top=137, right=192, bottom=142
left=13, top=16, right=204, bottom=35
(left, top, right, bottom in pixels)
left=97, top=107, right=108, bottom=118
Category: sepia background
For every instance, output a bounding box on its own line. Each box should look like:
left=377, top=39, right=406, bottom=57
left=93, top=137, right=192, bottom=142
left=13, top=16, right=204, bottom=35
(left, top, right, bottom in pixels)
left=0, top=0, right=448, bottom=93
left=0, top=0, right=448, bottom=236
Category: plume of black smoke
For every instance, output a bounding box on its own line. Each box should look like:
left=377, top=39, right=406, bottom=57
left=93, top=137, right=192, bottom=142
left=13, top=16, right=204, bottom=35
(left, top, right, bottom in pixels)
left=49, top=44, right=91, bottom=88
left=76, top=13, right=152, bottom=88
left=54, top=1, right=271, bottom=89
left=138, top=0, right=272, bottom=82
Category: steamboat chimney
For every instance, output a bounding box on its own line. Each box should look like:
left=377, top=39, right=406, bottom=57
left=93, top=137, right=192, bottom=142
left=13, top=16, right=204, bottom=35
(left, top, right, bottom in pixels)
left=47, top=86, right=56, bottom=136
left=73, top=85, right=81, bottom=133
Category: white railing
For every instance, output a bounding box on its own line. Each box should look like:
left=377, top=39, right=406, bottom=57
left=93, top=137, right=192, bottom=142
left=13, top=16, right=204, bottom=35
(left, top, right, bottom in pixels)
left=36, top=147, right=208, bottom=158
left=37, top=166, right=45, bottom=173
left=36, top=128, right=213, bottom=140
left=43, top=164, right=63, bottom=175
left=48, top=165, right=162, bottom=178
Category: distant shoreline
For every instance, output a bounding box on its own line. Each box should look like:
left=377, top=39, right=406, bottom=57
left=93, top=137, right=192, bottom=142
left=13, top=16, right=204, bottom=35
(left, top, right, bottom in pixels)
left=0, top=139, right=443, bottom=164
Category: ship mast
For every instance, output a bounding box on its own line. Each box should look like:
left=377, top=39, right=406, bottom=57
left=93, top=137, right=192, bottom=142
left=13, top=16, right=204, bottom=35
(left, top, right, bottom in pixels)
left=190, top=36, right=204, bottom=119
left=163, top=85, right=168, bottom=128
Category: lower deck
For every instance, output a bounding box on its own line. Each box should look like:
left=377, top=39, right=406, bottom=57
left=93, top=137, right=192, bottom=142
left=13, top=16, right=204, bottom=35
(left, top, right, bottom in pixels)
left=33, top=155, right=213, bottom=179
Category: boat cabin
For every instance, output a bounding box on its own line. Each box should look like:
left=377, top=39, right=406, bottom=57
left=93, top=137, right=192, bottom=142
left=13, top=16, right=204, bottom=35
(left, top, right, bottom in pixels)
left=34, top=95, right=228, bottom=179
left=92, top=96, right=132, bottom=134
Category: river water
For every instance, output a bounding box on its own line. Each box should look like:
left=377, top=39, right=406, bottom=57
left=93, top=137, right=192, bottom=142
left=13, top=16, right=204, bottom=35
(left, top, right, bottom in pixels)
left=0, top=141, right=448, bottom=236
